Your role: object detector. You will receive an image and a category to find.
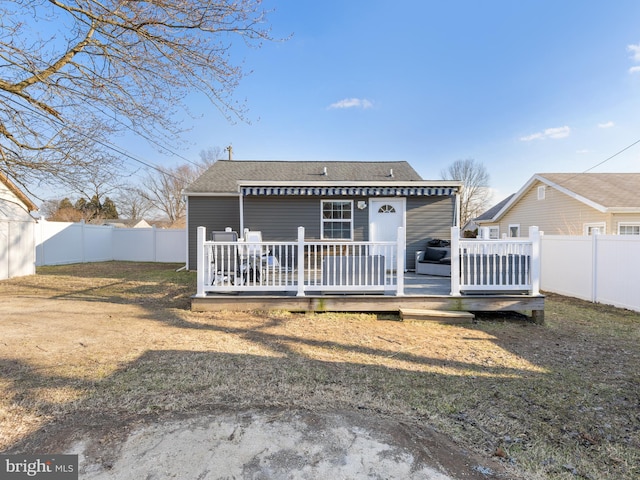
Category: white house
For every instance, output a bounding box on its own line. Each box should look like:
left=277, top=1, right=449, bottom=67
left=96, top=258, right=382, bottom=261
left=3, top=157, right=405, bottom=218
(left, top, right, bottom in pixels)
left=0, top=172, right=38, bottom=280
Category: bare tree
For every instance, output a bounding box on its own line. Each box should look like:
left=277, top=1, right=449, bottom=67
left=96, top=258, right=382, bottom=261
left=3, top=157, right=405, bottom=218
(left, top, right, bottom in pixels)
left=116, top=186, right=156, bottom=222
left=141, top=149, right=222, bottom=224
left=441, top=159, right=491, bottom=226
left=0, top=1, right=274, bottom=194
left=140, top=164, right=191, bottom=225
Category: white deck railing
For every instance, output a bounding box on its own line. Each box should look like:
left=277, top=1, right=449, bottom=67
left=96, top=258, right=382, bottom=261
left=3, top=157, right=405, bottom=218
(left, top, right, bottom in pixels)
left=195, top=226, right=405, bottom=296
left=450, top=226, right=541, bottom=295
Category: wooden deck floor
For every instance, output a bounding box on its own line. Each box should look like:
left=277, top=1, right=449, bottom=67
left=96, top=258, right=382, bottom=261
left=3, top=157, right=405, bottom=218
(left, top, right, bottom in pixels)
left=191, top=273, right=545, bottom=323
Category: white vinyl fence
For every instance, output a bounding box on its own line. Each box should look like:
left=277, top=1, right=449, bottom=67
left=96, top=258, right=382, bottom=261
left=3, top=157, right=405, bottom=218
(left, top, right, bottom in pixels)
left=36, top=219, right=186, bottom=266
left=540, top=234, right=640, bottom=312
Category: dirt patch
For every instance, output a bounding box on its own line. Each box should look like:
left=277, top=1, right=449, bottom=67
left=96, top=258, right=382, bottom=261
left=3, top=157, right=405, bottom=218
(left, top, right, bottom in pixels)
left=64, top=409, right=507, bottom=479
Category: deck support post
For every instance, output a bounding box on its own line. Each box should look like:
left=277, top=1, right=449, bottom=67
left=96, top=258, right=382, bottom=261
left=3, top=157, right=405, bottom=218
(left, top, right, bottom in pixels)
left=450, top=227, right=461, bottom=296
left=532, top=309, right=545, bottom=325
left=196, top=226, right=206, bottom=297
left=296, top=226, right=305, bottom=296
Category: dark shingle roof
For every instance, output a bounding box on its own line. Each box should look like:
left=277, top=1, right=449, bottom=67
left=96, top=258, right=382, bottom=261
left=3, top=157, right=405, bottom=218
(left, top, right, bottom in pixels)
left=475, top=194, right=515, bottom=221
left=186, top=160, right=424, bottom=194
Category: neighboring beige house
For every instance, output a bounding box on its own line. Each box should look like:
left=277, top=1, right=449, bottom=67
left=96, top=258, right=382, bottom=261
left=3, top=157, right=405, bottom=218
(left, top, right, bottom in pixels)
left=476, top=173, right=640, bottom=237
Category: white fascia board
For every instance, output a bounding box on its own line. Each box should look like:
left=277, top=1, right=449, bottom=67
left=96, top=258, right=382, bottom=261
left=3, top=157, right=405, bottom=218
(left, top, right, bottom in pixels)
left=607, top=207, right=640, bottom=213
left=483, top=173, right=610, bottom=223
left=479, top=175, right=540, bottom=223
left=183, top=191, right=239, bottom=197
left=536, top=175, right=608, bottom=213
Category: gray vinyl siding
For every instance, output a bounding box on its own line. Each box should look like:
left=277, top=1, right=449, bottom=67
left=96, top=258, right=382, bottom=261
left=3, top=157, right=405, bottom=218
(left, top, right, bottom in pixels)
left=187, top=196, right=239, bottom=269
left=188, top=194, right=455, bottom=271
left=244, top=196, right=368, bottom=241
left=406, top=196, right=456, bottom=270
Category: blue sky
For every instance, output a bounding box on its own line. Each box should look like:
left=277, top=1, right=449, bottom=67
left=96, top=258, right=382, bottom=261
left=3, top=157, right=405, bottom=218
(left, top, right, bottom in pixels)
left=127, top=0, right=640, bottom=204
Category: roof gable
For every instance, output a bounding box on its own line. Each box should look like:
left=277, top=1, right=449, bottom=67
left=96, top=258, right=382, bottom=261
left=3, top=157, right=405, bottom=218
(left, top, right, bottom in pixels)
left=481, top=173, right=640, bottom=222
left=0, top=172, right=38, bottom=212
left=186, top=160, right=424, bottom=194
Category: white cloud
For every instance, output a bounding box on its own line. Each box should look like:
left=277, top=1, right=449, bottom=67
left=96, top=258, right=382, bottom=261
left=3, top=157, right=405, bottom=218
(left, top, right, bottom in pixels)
left=576, top=149, right=589, bottom=154
left=598, top=121, right=614, bottom=129
left=628, top=43, right=640, bottom=62
left=629, top=66, right=640, bottom=74
left=328, top=98, right=373, bottom=110
left=520, top=125, right=571, bottom=141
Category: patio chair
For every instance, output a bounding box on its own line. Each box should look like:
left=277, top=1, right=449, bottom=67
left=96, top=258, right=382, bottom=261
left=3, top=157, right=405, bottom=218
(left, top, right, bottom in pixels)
left=242, top=231, right=269, bottom=283
left=210, top=231, right=240, bottom=285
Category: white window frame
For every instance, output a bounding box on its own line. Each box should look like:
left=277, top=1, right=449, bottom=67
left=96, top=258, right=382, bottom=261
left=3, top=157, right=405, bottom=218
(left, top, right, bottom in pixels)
left=537, top=186, right=546, bottom=200
left=321, top=200, right=354, bottom=240
left=488, top=226, right=500, bottom=239
left=508, top=224, right=520, bottom=238
left=584, top=223, right=606, bottom=235
left=618, top=223, right=640, bottom=235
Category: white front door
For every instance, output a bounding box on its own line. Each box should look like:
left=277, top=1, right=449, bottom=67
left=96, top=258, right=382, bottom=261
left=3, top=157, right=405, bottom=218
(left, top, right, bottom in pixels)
left=369, top=198, right=406, bottom=271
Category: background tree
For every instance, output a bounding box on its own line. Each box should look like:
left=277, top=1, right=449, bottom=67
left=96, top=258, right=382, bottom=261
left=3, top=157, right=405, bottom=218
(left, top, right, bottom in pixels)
left=0, top=1, right=274, bottom=194
left=140, top=150, right=221, bottom=225
left=441, top=159, right=491, bottom=226
left=41, top=198, right=83, bottom=222
left=42, top=195, right=118, bottom=221
left=116, top=186, right=155, bottom=222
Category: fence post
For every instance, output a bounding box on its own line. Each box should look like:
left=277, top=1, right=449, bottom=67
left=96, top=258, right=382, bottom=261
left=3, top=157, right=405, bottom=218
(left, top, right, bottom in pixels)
left=450, top=227, right=461, bottom=296
left=296, top=226, right=305, bottom=296
left=529, top=226, right=540, bottom=296
left=196, top=226, right=206, bottom=297
left=396, top=226, right=405, bottom=296
left=152, top=225, right=157, bottom=262
left=80, top=219, right=86, bottom=263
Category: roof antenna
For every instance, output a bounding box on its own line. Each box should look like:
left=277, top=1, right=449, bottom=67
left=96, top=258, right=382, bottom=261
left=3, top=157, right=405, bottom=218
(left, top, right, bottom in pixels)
left=225, top=145, right=233, bottom=160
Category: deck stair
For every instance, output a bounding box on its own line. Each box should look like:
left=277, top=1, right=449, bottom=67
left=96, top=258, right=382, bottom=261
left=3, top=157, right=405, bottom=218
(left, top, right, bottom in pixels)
left=399, top=308, right=475, bottom=323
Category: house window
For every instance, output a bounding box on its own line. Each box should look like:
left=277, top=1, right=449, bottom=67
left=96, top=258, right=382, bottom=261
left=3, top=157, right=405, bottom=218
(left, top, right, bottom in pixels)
left=488, top=226, right=500, bottom=239
left=537, top=186, right=546, bottom=200
left=378, top=204, right=396, bottom=213
left=584, top=223, right=605, bottom=235
left=321, top=200, right=353, bottom=239
left=508, top=224, right=520, bottom=237
left=619, top=224, right=640, bottom=235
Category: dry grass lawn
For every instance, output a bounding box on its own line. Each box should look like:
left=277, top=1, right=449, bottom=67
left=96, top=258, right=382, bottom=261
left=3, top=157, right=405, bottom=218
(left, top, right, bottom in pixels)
left=0, top=262, right=638, bottom=479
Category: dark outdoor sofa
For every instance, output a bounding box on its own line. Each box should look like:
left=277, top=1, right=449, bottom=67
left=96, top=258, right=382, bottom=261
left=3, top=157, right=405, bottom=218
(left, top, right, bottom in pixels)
left=415, top=239, right=451, bottom=276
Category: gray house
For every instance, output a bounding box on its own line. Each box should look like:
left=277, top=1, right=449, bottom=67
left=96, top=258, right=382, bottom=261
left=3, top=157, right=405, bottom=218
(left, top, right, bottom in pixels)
left=184, top=160, right=461, bottom=270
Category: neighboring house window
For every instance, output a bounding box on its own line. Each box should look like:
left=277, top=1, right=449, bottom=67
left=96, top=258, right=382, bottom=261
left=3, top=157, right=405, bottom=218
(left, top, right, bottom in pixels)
left=488, top=226, right=500, bottom=239
left=619, top=224, right=640, bottom=235
left=537, top=186, right=546, bottom=200
left=584, top=223, right=606, bottom=235
left=321, top=200, right=353, bottom=239
left=508, top=224, right=520, bottom=237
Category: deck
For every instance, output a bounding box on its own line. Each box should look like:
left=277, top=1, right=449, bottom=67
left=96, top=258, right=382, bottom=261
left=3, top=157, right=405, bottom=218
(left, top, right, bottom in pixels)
left=191, top=272, right=545, bottom=323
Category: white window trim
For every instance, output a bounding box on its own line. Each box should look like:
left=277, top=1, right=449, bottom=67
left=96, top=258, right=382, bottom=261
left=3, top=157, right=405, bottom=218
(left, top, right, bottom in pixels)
left=508, top=224, right=520, bottom=238
left=537, top=185, right=546, bottom=200
left=618, top=223, right=640, bottom=235
left=584, top=223, right=606, bottom=235
left=321, top=200, right=354, bottom=240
